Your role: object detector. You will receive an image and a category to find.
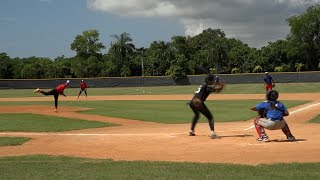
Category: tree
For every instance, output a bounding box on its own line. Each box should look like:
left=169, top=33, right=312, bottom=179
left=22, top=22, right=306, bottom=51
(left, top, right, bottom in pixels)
left=70, top=29, right=105, bottom=59
left=209, top=68, right=217, bottom=74
left=259, top=40, right=291, bottom=72
left=110, top=32, right=135, bottom=76
left=166, top=54, right=188, bottom=80
left=0, top=53, right=12, bottom=78
left=147, top=41, right=172, bottom=76
left=231, top=67, right=240, bottom=74
left=227, top=39, right=253, bottom=73
left=110, top=32, right=135, bottom=60
left=85, top=56, right=101, bottom=77
left=253, top=65, right=263, bottom=73
left=287, top=4, right=320, bottom=70
left=70, top=56, right=86, bottom=78
left=20, top=64, right=37, bottom=79
left=295, top=63, right=305, bottom=72
left=274, top=66, right=284, bottom=72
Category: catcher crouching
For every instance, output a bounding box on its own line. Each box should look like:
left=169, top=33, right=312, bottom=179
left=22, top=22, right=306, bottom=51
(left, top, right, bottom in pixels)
left=251, top=90, right=296, bottom=142
left=188, top=73, right=225, bottom=139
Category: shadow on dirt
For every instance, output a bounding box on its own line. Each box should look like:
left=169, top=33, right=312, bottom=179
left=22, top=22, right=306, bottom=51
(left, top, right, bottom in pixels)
left=268, top=138, right=306, bottom=143
left=219, top=134, right=254, bottom=138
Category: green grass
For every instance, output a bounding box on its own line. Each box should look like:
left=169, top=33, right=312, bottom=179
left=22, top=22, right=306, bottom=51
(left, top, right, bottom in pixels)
left=0, top=137, right=31, bottom=146
left=0, top=155, right=319, bottom=180
left=75, top=100, right=308, bottom=123
left=308, top=115, right=320, bottom=123
left=0, top=82, right=319, bottom=98
left=0, top=100, right=309, bottom=123
left=0, top=113, right=116, bottom=132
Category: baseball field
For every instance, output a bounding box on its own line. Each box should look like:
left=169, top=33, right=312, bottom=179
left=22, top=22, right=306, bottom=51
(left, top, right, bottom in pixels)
left=0, top=83, right=320, bottom=179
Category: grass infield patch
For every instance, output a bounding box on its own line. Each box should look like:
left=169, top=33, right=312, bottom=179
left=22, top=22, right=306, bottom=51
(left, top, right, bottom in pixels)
left=0, top=113, right=116, bottom=132
left=0, top=137, right=31, bottom=146
left=0, top=155, right=320, bottom=180
left=308, top=115, right=320, bottom=123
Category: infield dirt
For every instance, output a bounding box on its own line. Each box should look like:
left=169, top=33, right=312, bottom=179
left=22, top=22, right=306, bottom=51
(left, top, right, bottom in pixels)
left=0, top=93, right=319, bottom=165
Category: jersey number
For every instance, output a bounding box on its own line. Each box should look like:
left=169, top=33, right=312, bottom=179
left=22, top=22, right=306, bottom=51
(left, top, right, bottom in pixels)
left=195, top=85, right=202, bottom=93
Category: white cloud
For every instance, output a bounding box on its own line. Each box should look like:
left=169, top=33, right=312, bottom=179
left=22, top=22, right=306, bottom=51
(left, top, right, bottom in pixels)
left=87, top=0, right=320, bottom=48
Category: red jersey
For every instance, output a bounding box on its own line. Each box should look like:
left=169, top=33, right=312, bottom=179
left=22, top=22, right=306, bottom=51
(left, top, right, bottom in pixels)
left=80, top=82, right=87, bottom=90
left=55, top=84, right=67, bottom=94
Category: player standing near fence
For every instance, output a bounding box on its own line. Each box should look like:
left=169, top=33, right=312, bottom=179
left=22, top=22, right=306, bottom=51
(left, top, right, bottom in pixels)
left=77, top=80, right=88, bottom=99
left=264, top=72, right=275, bottom=93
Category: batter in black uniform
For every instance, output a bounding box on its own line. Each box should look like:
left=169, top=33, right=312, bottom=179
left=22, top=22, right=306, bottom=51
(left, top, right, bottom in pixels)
left=189, top=73, right=223, bottom=139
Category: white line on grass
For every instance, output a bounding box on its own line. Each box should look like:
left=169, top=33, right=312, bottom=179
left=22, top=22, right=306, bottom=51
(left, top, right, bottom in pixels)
left=243, top=102, right=320, bottom=131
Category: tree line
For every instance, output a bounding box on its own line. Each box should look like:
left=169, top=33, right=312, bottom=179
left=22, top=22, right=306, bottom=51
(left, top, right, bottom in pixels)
left=1, top=4, right=320, bottom=79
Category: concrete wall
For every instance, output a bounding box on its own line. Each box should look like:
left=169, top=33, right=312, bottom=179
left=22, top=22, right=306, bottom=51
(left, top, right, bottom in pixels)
left=0, top=72, right=319, bottom=89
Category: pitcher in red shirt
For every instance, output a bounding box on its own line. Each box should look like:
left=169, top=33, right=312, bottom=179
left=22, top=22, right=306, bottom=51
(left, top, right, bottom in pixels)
left=34, top=80, right=70, bottom=112
left=77, top=80, right=88, bottom=99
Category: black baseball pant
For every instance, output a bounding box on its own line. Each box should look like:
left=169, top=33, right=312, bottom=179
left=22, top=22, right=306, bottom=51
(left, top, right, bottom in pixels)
left=78, top=89, right=87, bottom=97
left=189, top=101, right=214, bottom=132
left=40, top=89, right=59, bottom=109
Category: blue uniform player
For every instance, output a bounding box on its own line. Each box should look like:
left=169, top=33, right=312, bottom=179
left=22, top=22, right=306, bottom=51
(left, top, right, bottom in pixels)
left=264, top=72, right=275, bottom=93
left=251, top=90, right=295, bottom=142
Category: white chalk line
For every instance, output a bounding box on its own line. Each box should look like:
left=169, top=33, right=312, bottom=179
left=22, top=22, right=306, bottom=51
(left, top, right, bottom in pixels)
left=243, top=102, right=320, bottom=131
left=0, top=132, right=185, bottom=137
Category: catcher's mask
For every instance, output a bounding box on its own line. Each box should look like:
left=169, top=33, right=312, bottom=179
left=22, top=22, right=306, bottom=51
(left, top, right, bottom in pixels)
left=267, top=90, right=279, bottom=101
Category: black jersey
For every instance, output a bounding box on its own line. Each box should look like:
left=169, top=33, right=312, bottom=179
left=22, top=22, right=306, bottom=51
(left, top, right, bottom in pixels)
left=193, top=83, right=214, bottom=102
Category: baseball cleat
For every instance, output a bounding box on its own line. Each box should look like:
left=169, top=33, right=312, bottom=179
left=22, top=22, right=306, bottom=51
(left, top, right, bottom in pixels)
left=189, top=130, right=195, bottom=136
left=257, top=135, right=269, bottom=142
left=210, top=131, right=220, bottom=139
left=34, top=88, right=40, bottom=93
left=287, top=136, right=296, bottom=142
left=54, top=109, right=57, bottom=113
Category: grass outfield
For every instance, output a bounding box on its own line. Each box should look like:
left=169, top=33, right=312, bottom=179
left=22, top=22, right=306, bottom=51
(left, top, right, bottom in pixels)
left=0, top=155, right=319, bottom=180
left=0, top=137, right=30, bottom=146
left=0, top=82, right=319, bottom=98
left=309, top=115, right=320, bottom=123
left=0, top=113, right=116, bottom=132
left=0, top=100, right=309, bottom=123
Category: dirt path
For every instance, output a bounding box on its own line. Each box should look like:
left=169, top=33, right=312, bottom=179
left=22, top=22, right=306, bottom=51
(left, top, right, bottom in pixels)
left=0, top=93, right=319, bottom=165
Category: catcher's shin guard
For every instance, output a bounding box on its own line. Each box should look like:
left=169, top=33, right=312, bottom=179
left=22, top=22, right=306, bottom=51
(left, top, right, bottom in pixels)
left=255, top=124, right=266, bottom=139
left=254, top=117, right=266, bottom=139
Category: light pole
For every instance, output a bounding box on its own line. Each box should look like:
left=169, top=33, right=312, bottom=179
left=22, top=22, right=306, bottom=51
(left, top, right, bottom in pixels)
left=141, top=48, right=144, bottom=77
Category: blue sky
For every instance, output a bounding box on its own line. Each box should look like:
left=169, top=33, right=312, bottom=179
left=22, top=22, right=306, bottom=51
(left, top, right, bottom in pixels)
left=0, top=0, right=318, bottom=59
left=0, top=0, right=183, bottom=58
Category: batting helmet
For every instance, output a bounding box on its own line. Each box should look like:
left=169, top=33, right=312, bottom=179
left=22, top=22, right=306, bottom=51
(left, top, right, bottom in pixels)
left=205, top=73, right=215, bottom=83
left=267, top=90, right=279, bottom=101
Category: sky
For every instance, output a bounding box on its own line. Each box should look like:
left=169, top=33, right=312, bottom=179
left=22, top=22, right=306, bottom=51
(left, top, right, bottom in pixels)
left=0, top=0, right=319, bottom=59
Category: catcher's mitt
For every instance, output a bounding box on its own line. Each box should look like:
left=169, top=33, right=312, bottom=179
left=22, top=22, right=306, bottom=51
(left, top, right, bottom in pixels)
left=192, top=98, right=203, bottom=109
